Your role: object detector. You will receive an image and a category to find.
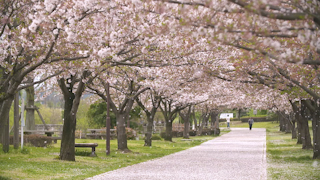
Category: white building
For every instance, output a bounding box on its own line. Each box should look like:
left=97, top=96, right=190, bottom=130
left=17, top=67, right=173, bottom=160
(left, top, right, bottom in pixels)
left=219, top=113, right=234, bottom=119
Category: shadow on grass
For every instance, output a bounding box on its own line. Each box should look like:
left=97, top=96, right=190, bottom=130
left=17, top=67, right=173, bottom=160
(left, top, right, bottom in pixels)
left=75, top=150, right=93, bottom=157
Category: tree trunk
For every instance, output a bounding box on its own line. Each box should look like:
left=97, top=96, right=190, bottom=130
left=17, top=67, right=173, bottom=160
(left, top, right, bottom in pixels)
left=313, top=108, right=320, bottom=159
left=0, top=97, right=14, bottom=152
left=116, top=113, right=128, bottom=151
left=135, top=95, right=160, bottom=147
left=292, top=121, right=297, bottom=139
left=14, top=93, right=19, bottom=149
left=291, top=101, right=302, bottom=144
left=60, top=94, right=76, bottom=161
left=165, top=120, right=173, bottom=141
left=297, top=118, right=302, bottom=144
left=179, top=107, right=191, bottom=139
left=183, top=117, right=190, bottom=139
left=300, top=102, right=313, bottom=149
left=59, top=72, right=88, bottom=161
left=25, top=84, right=35, bottom=130
left=279, top=112, right=286, bottom=132
left=198, top=113, right=208, bottom=136
left=144, top=114, right=153, bottom=146
left=210, top=111, right=220, bottom=135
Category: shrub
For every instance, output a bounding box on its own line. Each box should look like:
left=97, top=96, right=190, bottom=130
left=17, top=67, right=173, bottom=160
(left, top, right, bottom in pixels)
left=189, top=130, right=197, bottom=136
left=10, top=134, right=53, bottom=147
left=125, top=127, right=137, bottom=140
left=114, top=127, right=138, bottom=140
left=151, top=134, right=162, bottom=140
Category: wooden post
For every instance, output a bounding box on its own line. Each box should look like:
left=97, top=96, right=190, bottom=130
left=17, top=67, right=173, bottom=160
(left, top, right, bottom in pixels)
left=106, top=80, right=111, bottom=155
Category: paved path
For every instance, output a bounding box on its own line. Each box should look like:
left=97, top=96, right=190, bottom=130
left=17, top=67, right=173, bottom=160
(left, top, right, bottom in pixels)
left=87, top=128, right=266, bottom=180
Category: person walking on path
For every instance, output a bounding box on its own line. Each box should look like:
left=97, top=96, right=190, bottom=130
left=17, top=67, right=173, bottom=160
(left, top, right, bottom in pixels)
left=226, top=115, right=230, bottom=128
left=248, top=117, right=254, bottom=130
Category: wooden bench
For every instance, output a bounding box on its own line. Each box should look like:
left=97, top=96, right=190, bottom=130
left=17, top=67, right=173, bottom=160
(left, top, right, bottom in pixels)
left=75, top=143, right=98, bottom=156
left=86, top=129, right=116, bottom=139
left=21, top=130, right=56, bottom=137
left=51, top=137, right=62, bottom=143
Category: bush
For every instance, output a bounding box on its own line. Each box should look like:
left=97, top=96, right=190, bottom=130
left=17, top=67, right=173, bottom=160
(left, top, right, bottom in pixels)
left=151, top=134, right=162, bottom=140
left=10, top=134, right=53, bottom=147
left=160, top=129, right=215, bottom=138
left=125, top=127, right=137, bottom=140
left=189, top=130, right=197, bottom=136
left=114, top=127, right=138, bottom=140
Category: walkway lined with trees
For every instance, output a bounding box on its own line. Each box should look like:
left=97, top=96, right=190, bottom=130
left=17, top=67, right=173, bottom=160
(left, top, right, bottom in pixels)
left=87, top=128, right=266, bottom=180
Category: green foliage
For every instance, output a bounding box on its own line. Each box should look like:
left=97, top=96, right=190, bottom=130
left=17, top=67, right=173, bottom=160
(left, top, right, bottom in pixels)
left=76, top=100, right=90, bottom=131
left=87, top=100, right=143, bottom=129
left=87, top=100, right=116, bottom=129
left=34, top=104, right=63, bottom=124
left=151, top=134, right=162, bottom=140
left=20, top=147, right=29, bottom=154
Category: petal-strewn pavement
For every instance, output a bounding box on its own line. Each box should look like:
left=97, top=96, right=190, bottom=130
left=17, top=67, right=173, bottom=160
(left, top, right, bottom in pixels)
left=86, top=128, right=266, bottom=180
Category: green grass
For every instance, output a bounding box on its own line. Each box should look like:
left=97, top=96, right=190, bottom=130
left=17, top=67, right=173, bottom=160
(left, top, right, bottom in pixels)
left=220, top=120, right=278, bottom=129
left=2, top=123, right=319, bottom=180
left=0, top=132, right=228, bottom=180
left=267, top=126, right=320, bottom=180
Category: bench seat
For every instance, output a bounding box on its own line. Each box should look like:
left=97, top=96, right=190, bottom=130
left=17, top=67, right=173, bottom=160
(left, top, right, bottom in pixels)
left=75, top=143, right=98, bottom=156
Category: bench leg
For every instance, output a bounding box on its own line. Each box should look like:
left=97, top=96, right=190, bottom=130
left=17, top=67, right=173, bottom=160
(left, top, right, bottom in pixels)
left=90, top=147, right=97, bottom=157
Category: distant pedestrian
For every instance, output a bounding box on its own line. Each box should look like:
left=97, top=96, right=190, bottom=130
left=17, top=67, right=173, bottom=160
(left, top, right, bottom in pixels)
left=248, top=117, right=254, bottom=130
left=226, top=115, right=230, bottom=128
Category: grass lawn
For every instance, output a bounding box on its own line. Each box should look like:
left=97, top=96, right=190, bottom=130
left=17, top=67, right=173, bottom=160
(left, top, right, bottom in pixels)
left=1, top=122, right=320, bottom=180
left=0, top=131, right=228, bottom=180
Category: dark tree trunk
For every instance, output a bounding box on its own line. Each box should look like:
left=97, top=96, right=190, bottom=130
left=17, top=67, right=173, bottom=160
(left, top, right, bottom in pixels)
left=136, top=94, right=160, bottom=147
left=198, top=111, right=209, bottom=136
left=59, top=72, right=88, bottom=161
left=183, top=117, right=190, bottom=139
left=25, top=84, right=35, bottom=130
left=60, top=93, right=76, bottom=161
left=145, top=115, right=153, bottom=146
left=279, top=112, right=286, bottom=132
left=210, top=110, right=220, bottom=135
left=313, top=108, right=320, bottom=159
left=165, top=120, right=173, bottom=141
left=301, top=99, right=320, bottom=159
left=179, top=106, right=191, bottom=139
left=291, top=101, right=302, bottom=144
left=292, top=120, right=297, bottom=139
left=116, top=113, right=128, bottom=151
left=0, top=97, right=14, bottom=152
left=297, top=119, right=303, bottom=144
left=197, top=116, right=204, bottom=136
left=300, top=101, right=313, bottom=149
left=14, top=93, right=19, bottom=149
left=279, top=112, right=292, bottom=133
left=160, top=99, right=182, bottom=141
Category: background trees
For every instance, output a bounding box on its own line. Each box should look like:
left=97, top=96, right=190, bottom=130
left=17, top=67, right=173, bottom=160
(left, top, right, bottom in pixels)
left=1, top=0, right=320, bottom=160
